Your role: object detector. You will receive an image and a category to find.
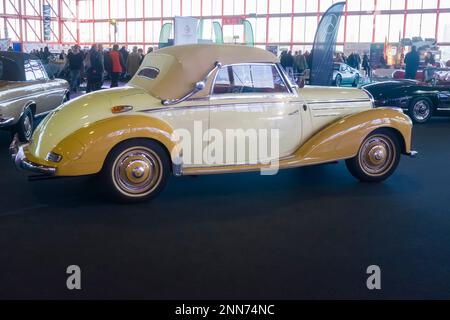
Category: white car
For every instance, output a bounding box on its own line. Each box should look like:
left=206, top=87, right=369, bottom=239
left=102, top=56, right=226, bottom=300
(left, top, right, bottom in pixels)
left=333, top=63, right=361, bottom=87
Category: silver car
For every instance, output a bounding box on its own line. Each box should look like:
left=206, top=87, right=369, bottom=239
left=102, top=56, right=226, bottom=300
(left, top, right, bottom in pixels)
left=333, top=63, right=361, bottom=87
left=0, top=51, right=69, bottom=142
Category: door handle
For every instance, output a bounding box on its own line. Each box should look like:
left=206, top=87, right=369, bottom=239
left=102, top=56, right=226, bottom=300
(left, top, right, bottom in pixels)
left=288, top=109, right=300, bottom=116
left=303, top=104, right=308, bottom=111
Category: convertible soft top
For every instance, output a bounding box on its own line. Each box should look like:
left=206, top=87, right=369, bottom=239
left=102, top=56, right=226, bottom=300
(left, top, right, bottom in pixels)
left=129, top=44, right=279, bottom=101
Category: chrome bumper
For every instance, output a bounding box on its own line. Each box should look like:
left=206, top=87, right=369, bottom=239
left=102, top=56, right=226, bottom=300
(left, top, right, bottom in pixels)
left=9, top=135, right=56, bottom=175
left=0, top=116, right=15, bottom=127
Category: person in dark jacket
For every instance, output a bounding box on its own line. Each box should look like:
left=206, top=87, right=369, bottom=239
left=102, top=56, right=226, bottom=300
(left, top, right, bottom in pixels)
left=67, top=45, right=84, bottom=93
left=362, top=53, right=371, bottom=77
left=404, top=46, right=420, bottom=80
left=86, top=44, right=104, bottom=93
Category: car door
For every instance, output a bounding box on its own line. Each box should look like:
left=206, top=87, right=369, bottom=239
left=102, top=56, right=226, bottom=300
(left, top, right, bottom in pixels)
left=32, top=60, right=65, bottom=114
left=24, top=59, right=54, bottom=115
left=208, top=63, right=302, bottom=166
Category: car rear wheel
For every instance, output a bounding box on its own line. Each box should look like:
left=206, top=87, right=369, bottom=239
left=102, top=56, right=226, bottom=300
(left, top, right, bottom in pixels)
left=352, top=75, right=360, bottom=87
left=102, top=139, right=170, bottom=202
left=335, top=74, right=342, bottom=87
left=346, top=129, right=401, bottom=183
left=16, top=107, right=34, bottom=142
left=408, top=98, right=433, bottom=124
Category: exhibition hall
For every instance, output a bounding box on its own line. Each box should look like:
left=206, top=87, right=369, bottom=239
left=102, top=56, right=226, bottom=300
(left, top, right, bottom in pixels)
left=1, top=0, right=450, bottom=306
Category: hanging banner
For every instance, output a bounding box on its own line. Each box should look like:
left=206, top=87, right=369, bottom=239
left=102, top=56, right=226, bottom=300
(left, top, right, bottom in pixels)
left=309, top=2, right=346, bottom=86
left=174, top=16, right=198, bottom=46
left=43, top=4, right=51, bottom=41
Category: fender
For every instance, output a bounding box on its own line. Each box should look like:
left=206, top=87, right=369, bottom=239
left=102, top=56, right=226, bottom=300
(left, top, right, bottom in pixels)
left=27, top=115, right=179, bottom=177
left=287, top=108, right=413, bottom=167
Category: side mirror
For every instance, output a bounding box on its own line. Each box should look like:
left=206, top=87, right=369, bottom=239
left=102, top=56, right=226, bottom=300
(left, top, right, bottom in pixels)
left=195, top=81, right=206, bottom=91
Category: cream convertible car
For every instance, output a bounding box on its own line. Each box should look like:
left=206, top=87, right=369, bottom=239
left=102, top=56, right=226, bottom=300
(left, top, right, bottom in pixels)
left=11, top=45, right=416, bottom=202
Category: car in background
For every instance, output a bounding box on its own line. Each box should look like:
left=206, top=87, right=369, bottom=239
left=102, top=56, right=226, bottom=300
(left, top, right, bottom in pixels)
left=363, top=80, right=450, bottom=123
left=0, top=51, right=69, bottom=141
left=333, top=63, right=360, bottom=87
left=392, top=68, right=425, bottom=82
left=11, top=44, right=414, bottom=202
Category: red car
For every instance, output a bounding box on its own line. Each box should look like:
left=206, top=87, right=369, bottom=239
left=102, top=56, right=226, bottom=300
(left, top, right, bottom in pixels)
left=392, top=69, right=425, bottom=82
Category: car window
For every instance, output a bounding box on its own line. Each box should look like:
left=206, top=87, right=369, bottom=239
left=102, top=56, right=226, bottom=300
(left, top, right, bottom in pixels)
left=24, top=60, right=36, bottom=81
left=213, top=64, right=289, bottom=95
left=31, top=60, right=45, bottom=80
left=137, top=67, right=160, bottom=80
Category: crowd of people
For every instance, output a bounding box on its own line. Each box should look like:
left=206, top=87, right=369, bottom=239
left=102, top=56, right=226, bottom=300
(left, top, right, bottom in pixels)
left=30, top=44, right=154, bottom=94
left=279, top=50, right=310, bottom=78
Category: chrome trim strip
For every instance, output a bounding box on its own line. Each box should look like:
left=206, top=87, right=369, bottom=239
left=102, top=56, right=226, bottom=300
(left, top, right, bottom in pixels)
left=313, top=113, right=341, bottom=117
left=307, top=99, right=372, bottom=105
left=310, top=106, right=346, bottom=111
left=35, top=110, right=52, bottom=118
left=0, top=117, right=15, bottom=126
left=436, top=108, right=450, bottom=111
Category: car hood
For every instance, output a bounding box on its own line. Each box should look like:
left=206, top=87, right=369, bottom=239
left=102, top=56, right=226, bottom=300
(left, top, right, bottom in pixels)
left=28, top=86, right=161, bottom=160
left=363, top=80, right=432, bottom=100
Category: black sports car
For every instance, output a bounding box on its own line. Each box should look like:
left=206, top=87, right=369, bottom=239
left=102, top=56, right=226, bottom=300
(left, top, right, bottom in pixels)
left=363, top=80, right=450, bottom=123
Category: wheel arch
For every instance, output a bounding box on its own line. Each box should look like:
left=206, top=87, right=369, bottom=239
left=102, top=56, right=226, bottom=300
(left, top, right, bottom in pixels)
left=102, top=137, right=173, bottom=173
left=23, top=100, right=37, bottom=116
left=48, top=115, right=180, bottom=177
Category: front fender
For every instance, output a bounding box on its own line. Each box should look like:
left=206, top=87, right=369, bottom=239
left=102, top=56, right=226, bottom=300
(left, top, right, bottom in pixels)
left=294, top=108, right=413, bottom=165
left=39, top=115, right=178, bottom=176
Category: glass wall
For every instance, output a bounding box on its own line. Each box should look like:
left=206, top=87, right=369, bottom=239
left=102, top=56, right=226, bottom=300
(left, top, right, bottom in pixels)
left=1, top=0, right=450, bottom=59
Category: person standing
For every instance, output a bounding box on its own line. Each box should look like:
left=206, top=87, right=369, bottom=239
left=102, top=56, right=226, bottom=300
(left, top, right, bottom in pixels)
left=119, top=46, right=128, bottom=80
left=404, top=46, right=420, bottom=80
left=110, top=44, right=123, bottom=88
left=294, top=50, right=308, bottom=75
left=138, top=48, right=145, bottom=65
left=285, top=50, right=295, bottom=78
left=86, top=44, right=103, bottom=93
left=67, top=45, right=84, bottom=93
left=41, top=46, right=51, bottom=64
left=362, top=53, right=371, bottom=78
left=126, top=46, right=142, bottom=78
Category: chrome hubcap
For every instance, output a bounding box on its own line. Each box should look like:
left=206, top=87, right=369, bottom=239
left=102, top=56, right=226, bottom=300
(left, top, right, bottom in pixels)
left=359, top=135, right=395, bottom=176
left=413, top=101, right=430, bottom=121
left=113, top=147, right=162, bottom=197
left=23, top=115, right=32, bottom=139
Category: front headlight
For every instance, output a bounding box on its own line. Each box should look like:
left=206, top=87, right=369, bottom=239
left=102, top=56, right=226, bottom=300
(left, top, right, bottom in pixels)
left=45, top=152, right=63, bottom=163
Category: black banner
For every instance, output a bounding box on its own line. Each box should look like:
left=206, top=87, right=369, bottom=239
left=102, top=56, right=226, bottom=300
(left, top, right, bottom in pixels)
left=309, top=2, right=346, bottom=86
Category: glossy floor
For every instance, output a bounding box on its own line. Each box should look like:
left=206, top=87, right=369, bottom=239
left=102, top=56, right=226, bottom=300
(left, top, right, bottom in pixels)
left=0, top=118, right=450, bottom=299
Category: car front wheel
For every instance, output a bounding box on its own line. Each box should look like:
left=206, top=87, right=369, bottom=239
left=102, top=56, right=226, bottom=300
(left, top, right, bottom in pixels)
left=102, top=139, right=170, bottom=202
left=335, top=74, right=342, bottom=87
left=346, top=129, right=401, bottom=183
left=408, top=98, right=433, bottom=123
left=16, top=107, right=34, bottom=142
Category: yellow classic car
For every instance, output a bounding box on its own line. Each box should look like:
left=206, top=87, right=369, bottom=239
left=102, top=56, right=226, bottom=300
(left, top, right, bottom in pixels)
left=0, top=51, right=69, bottom=142
left=11, top=44, right=416, bottom=202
